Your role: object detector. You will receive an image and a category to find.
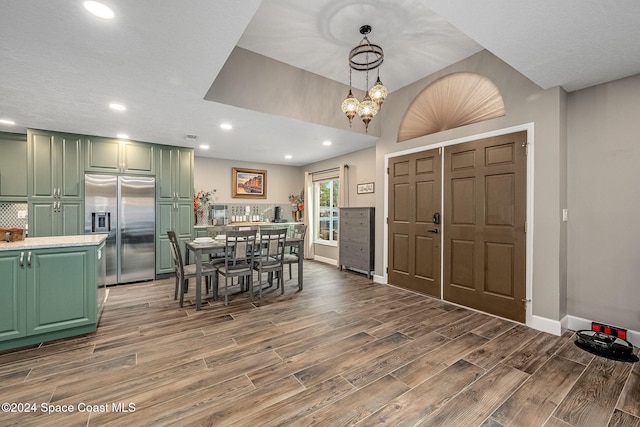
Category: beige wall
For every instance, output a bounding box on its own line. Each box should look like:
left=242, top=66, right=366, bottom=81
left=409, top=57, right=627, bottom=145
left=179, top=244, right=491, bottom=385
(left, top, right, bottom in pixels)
left=567, top=74, right=640, bottom=331
left=194, top=157, right=302, bottom=205
left=375, top=50, right=566, bottom=323
left=195, top=49, right=640, bottom=333
left=302, top=147, right=377, bottom=261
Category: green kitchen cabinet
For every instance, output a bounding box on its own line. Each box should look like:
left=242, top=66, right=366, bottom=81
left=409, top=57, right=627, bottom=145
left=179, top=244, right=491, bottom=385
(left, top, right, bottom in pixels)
left=27, top=130, right=84, bottom=237
left=27, top=129, right=83, bottom=201
left=29, top=201, right=83, bottom=237
left=0, top=132, right=28, bottom=201
left=85, top=136, right=155, bottom=175
left=0, top=250, right=26, bottom=342
left=156, top=202, right=193, bottom=274
left=194, top=228, right=209, bottom=238
left=155, top=146, right=194, bottom=274
left=0, top=245, right=97, bottom=349
left=156, top=146, right=193, bottom=202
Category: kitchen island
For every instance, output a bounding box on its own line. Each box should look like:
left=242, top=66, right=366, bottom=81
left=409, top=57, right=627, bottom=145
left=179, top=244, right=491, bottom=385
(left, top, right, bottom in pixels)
left=0, top=234, right=107, bottom=351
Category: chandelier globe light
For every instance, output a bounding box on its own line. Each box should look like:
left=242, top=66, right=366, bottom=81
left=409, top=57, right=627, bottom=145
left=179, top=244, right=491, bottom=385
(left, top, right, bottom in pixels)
left=340, top=69, right=360, bottom=125
left=340, top=25, right=387, bottom=132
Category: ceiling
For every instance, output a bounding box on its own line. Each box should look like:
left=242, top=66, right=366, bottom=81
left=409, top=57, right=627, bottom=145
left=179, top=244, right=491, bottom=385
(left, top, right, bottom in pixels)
left=1, top=0, right=640, bottom=166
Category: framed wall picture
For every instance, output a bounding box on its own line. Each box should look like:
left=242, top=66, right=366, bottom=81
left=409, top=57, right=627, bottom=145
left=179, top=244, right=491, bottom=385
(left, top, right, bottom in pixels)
left=232, top=167, right=267, bottom=198
left=357, top=182, right=375, bottom=194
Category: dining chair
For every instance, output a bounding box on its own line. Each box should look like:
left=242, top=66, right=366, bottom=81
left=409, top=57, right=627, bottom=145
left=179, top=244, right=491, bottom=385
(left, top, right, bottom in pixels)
left=207, top=225, right=236, bottom=261
left=253, top=228, right=287, bottom=298
left=167, top=230, right=218, bottom=307
left=283, top=224, right=307, bottom=280
left=216, top=229, right=257, bottom=305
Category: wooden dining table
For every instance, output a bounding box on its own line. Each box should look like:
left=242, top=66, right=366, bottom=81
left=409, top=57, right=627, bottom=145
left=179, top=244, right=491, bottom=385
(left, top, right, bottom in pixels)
left=184, top=236, right=304, bottom=310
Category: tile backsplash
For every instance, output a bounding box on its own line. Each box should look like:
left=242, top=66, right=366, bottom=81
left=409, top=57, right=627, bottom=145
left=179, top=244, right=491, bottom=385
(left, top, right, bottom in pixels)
left=0, top=203, right=28, bottom=229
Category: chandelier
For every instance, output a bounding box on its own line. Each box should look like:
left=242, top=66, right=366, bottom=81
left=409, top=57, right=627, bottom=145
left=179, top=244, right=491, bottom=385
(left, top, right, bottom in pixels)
left=341, top=25, right=388, bottom=132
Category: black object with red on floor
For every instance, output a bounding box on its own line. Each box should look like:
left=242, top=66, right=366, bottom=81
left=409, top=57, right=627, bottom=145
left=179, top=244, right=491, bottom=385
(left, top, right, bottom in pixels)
left=575, top=322, right=639, bottom=362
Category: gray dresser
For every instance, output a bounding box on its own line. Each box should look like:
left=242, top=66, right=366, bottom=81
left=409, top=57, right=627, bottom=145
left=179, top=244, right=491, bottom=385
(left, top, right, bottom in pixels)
left=339, top=207, right=375, bottom=278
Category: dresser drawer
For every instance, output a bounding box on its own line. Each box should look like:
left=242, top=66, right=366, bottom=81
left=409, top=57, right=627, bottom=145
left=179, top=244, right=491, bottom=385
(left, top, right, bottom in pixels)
left=340, top=208, right=371, bottom=219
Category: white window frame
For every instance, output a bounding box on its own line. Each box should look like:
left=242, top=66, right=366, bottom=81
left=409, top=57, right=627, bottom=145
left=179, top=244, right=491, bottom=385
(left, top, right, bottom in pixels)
left=313, top=178, right=339, bottom=247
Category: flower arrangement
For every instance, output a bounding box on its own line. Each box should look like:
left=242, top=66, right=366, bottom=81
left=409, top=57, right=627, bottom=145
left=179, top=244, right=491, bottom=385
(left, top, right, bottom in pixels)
left=194, top=189, right=213, bottom=211
left=289, top=190, right=304, bottom=212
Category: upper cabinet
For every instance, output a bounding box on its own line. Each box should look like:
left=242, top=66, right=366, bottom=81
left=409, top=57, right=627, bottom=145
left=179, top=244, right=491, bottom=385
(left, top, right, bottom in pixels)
left=86, top=137, right=154, bottom=175
left=0, top=132, right=28, bottom=201
left=27, top=129, right=84, bottom=237
left=27, top=129, right=83, bottom=201
left=156, top=146, right=193, bottom=202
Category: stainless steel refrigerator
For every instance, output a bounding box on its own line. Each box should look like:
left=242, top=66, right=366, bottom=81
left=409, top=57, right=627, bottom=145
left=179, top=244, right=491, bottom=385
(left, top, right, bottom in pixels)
left=85, top=174, right=155, bottom=285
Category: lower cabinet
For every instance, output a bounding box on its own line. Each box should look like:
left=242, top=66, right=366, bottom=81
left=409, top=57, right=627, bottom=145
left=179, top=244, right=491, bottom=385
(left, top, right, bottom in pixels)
left=0, top=246, right=97, bottom=350
left=156, top=202, right=193, bottom=274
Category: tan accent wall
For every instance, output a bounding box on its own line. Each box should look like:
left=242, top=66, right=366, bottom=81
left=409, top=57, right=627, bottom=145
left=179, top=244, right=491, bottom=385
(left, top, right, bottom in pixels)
left=194, top=156, right=301, bottom=205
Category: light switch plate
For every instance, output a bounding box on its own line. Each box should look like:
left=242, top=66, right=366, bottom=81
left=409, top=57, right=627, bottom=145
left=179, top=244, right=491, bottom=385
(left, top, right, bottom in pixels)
left=562, top=209, right=568, bottom=222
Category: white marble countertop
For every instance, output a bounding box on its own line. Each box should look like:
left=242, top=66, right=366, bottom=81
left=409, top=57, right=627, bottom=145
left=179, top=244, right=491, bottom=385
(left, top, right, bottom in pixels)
left=0, top=234, right=108, bottom=251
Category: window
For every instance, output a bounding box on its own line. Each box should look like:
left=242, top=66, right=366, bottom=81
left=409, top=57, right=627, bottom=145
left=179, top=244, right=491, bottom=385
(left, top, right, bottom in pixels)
left=314, top=178, right=339, bottom=244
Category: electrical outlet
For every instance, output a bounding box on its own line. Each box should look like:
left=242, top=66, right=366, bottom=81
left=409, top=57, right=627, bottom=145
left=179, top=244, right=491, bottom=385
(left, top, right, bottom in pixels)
left=562, top=209, right=568, bottom=222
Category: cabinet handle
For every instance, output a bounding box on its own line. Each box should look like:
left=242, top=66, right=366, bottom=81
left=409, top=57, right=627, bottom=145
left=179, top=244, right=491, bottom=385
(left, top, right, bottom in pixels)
left=27, top=251, right=32, bottom=268
left=19, top=251, right=25, bottom=269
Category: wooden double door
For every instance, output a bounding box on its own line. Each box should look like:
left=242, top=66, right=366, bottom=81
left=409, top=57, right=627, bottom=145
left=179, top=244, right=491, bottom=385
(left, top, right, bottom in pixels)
left=388, top=131, right=527, bottom=322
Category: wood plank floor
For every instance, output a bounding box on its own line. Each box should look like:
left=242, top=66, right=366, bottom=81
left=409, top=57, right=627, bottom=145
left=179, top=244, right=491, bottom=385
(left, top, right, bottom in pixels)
left=0, top=261, right=638, bottom=426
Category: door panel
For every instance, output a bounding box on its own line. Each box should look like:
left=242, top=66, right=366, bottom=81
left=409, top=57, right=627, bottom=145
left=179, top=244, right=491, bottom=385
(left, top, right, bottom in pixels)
left=60, top=135, right=83, bottom=199
left=0, top=253, right=26, bottom=341
left=444, top=131, right=527, bottom=322
left=388, top=148, right=441, bottom=297
left=28, top=249, right=93, bottom=335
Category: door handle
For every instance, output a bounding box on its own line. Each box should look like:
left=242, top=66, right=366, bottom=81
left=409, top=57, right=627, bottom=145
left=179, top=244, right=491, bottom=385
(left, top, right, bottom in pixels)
left=19, top=251, right=25, bottom=268
left=427, top=228, right=439, bottom=234
left=27, top=251, right=32, bottom=268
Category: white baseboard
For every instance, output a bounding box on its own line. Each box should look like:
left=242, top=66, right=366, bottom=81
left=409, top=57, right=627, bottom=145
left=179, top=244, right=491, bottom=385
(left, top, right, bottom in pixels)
left=373, top=274, right=386, bottom=284
left=529, top=315, right=562, bottom=336
left=313, top=255, right=337, bottom=266
left=564, top=315, right=640, bottom=347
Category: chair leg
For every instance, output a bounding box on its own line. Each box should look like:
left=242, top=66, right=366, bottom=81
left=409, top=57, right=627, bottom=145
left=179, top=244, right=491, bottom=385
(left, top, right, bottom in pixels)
left=280, top=269, right=285, bottom=295
left=179, top=276, right=186, bottom=307
left=289, top=264, right=292, bottom=280
left=174, top=275, right=179, bottom=300
left=224, top=275, right=229, bottom=306
left=213, top=273, right=219, bottom=301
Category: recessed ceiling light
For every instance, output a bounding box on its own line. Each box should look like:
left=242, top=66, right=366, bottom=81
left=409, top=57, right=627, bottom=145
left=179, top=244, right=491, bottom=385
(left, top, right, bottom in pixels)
left=322, top=140, right=332, bottom=146
left=84, top=1, right=114, bottom=19
left=220, top=123, right=232, bottom=130
left=284, top=155, right=293, bottom=159
left=199, top=144, right=210, bottom=150
left=109, top=103, right=126, bottom=111
left=0, top=118, right=15, bottom=125
left=116, top=133, right=129, bottom=139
